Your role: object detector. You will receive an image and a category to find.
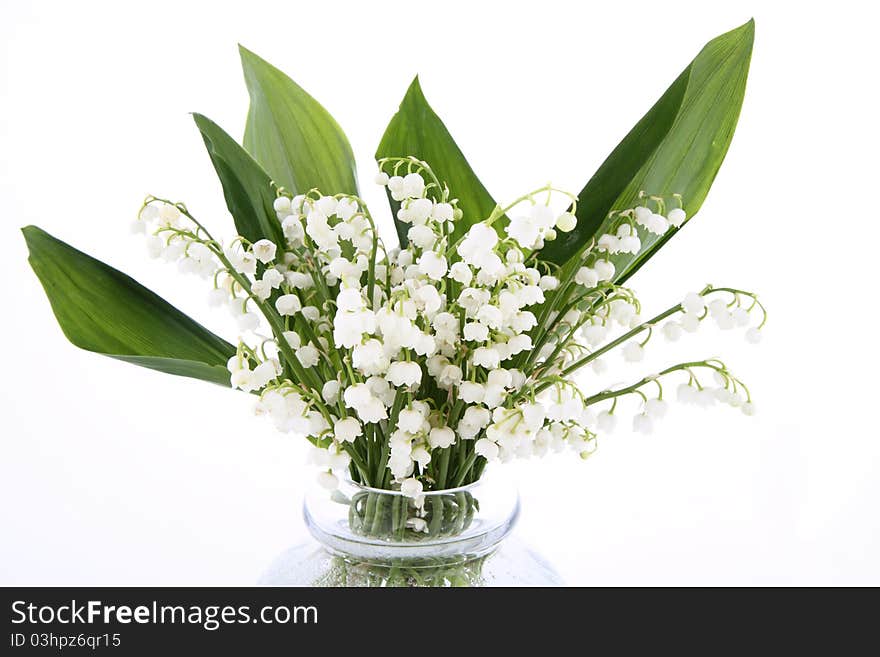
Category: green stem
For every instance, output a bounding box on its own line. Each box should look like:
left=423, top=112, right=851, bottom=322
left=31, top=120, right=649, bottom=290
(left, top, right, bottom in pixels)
left=584, top=359, right=728, bottom=407
left=525, top=301, right=686, bottom=399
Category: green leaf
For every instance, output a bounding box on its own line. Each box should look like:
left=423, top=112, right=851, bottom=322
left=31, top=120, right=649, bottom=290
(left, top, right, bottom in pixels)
left=376, top=76, right=500, bottom=246
left=239, top=45, right=358, bottom=198
left=541, top=19, right=755, bottom=281
left=23, top=226, right=235, bottom=386
left=193, top=113, right=283, bottom=246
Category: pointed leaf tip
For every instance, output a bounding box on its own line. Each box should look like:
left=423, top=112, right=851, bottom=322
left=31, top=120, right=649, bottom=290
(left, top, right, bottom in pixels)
left=541, top=20, right=754, bottom=278
left=238, top=43, right=260, bottom=62
left=239, top=48, right=357, bottom=197
left=377, top=77, right=500, bottom=246
left=192, top=113, right=283, bottom=245
left=23, top=226, right=235, bottom=386
left=404, top=75, right=427, bottom=103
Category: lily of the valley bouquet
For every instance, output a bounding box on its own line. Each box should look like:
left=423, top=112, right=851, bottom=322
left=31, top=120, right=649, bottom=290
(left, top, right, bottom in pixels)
left=24, top=22, right=760, bottom=543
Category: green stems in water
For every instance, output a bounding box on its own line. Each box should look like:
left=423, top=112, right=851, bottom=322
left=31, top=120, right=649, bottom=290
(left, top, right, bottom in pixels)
left=348, top=489, right=478, bottom=542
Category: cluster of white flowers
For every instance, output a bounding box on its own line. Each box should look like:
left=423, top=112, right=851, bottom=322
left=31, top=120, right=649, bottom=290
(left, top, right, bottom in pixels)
left=133, top=200, right=221, bottom=278
left=134, top=157, right=763, bottom=498
left=665, top=290, right=765, bottom=343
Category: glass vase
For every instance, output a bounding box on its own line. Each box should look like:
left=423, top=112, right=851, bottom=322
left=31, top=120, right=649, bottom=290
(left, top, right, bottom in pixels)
left=260, top=476, right=562, bottom=587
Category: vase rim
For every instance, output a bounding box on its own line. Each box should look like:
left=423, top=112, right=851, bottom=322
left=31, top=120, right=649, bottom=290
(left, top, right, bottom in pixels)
left=341, top=477, right=485, bottom=497
left=305, top=473, right=520, bottom=562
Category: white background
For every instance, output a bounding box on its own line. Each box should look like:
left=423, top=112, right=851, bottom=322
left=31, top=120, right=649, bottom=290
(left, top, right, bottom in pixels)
left=1, top=1, right=877, bottom=586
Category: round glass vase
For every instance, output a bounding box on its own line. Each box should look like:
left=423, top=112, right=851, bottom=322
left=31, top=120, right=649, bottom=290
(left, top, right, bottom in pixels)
left=260, top=476, right=563, bottom=587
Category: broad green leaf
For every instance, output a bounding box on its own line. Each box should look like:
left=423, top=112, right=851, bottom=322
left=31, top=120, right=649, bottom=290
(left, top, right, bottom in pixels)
left=193, top=113, right=284, bottom=246
left=23, top=226, right=235, bottom=386
left=239, top=45, right=358, bottom=198
left=376, top=76, right=500, bottom=246
left=541, top=19, right=755, bottom=282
